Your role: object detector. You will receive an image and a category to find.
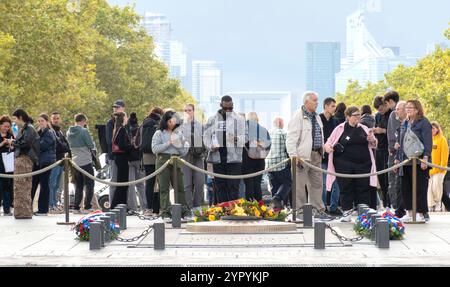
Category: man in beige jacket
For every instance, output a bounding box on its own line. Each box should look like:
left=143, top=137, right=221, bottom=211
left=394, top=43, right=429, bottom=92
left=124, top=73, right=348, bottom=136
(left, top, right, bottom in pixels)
left=286, top=91, right=326, bottom=213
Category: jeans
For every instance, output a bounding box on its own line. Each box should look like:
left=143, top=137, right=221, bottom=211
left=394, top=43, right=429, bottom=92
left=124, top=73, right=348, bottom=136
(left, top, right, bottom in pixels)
left=74, top=163, right=95, bottom=210
left=127, top=161, right=146, bottom=211
left=268, top=165, right=291, bottom=203
left=0, top=175, right=13, bottom=214
left=49, top=165, right=63, bottom=208
left=31, top=163, right=53, bottom=214
left=321, top=162, right=340, bottom=211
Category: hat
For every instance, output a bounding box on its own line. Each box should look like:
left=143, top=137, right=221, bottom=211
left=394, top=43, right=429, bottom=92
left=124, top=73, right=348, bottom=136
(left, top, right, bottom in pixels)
left=112, top=100, right=125, bottom=108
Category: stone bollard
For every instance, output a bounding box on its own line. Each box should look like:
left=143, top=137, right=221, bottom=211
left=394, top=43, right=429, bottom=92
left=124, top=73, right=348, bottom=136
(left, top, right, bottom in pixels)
left=376, top=219, right=390, bottom=249
left=370, top=214, right=382, bottom=242
left=153, top=222, right=165, bottom=250
left=110, top=209, right=121, bottom=234
left=97, top=220, right=105, bottom=247
left=357, top=204, right=369, bottom=216
left=89, top=222, right=102, bottom=250
left=100, top=216, right=111, bottom=243
left=171, top=204, right=182, bottom=228
left=303, top=204, right=313, bottom=227
left=117, top=205, right=127, bottom=230
left=314, top=222, right=326, bottom=249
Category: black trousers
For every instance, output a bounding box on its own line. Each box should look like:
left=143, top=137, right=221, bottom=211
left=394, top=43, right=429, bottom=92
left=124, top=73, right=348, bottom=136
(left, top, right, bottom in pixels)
left=376, top=149, right=390, bottom=207
left=334, top=157, right=371, bottom=211
left=31, top=163, right=52, bottom=213
left=401, top=165, right=429, bottom=213
left=111, top=155, right=129, bottom=209
left=213, top=163, right=241, bottom=204
left=74, top=163, right=95, bottom=210
left=144, top=164, right=160, bottom=213
left=242, top=156, right=265, bottom=202
left=0, top=165, right=13, bottom=214
left=268, top=165, right=292, bottom=203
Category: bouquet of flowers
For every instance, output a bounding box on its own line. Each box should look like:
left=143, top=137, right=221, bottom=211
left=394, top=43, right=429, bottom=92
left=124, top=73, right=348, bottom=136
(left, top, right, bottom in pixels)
left=354, top=211, right=405, bottom=240
left=193, top=198, right=288, bottom=222
left=73, top=211, right=119, bottom=241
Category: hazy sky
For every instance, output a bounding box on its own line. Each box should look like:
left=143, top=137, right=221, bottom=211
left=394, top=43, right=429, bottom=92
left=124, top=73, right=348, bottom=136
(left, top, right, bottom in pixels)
left=107, top=0, right=450, bottom=93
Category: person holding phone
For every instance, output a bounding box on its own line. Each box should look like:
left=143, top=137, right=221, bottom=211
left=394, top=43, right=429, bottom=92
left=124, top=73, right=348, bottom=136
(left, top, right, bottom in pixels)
left=0, top=116, right=15, bottom=216
left=324, top=106, right=378, bottom=222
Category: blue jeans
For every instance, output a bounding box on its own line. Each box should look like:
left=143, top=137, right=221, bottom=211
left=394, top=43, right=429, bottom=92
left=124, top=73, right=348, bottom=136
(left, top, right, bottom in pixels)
left=49, top=165, right=64, bottom=208
left=322, top=162, right=340, bottom=211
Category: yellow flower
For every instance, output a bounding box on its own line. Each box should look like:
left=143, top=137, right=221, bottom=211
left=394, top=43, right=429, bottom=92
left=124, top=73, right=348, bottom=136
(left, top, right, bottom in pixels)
left=215, top=207, right=223, bottom=213
left=261, top=205, right=267, bottom=212
left=254, top=209, right=261, bottom=217
left=239, top=198, right=245, bottom=204
left=268, top=210, right=274, bottom=217
left=194, top=217, right=198, bottom=222
left=208, top=214, right=216, bottom=221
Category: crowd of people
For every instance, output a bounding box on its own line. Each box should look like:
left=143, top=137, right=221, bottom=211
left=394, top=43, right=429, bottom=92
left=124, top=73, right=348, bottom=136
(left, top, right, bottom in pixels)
left=0, top=91, right=449, bottom=223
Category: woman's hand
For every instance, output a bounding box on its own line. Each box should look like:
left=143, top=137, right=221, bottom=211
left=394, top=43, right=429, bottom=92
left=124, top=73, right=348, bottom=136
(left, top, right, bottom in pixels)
left=393, top=159, right=400, bottom=173
left=324, top=143, right=334, bottom=154
left=367, top=129, right=375, bottom=142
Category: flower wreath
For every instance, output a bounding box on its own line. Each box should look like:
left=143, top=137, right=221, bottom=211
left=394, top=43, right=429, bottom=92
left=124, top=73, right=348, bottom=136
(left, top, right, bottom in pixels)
left=73, top=211, right=119, bottom=241
left=354, top=211, right=405, bottom=240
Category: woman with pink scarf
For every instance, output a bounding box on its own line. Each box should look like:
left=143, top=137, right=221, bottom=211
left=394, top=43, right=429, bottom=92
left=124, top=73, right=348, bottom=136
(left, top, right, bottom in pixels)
left=324, top=106, right=378, bottom=222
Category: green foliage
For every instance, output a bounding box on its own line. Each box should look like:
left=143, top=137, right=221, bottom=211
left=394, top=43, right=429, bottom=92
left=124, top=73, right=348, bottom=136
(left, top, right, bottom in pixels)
left=336, top=26, right=450, bottom=137
left=0, top=0, right=193, bottom=142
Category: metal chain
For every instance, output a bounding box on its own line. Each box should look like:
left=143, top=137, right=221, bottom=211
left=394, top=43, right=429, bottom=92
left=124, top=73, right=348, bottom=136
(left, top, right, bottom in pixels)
left=326, top=223, right=367, bottom=242
left=115, top=224, right=154, bottom=243
left=129, top=211, right=162, bottom=221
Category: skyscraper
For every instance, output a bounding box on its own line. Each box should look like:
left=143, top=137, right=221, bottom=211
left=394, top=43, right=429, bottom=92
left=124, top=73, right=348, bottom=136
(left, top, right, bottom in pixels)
left=335, top=8, right=417, bottom=94
left=192, top=61, right=223, bottom=117
left=142, top=12, right=172, bottom=66
left=306, top=42, right=341, bottom=108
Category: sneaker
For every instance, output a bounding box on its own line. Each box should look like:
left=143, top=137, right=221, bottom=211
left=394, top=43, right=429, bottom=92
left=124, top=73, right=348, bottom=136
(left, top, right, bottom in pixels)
left=423, top=212, right=430, bottom=222
left=400, top=215, right=412, bottom=222
left=3, top=212, right=12, bottom=216
left=340, top=214, right=352, bottom=222
left=329, top=208, right=343, bottom=216
left=33, top=212, right=48, bottom=216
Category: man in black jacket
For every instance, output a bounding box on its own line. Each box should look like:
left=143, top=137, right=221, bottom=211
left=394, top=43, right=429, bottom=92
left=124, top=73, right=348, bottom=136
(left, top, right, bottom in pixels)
left=49, top=112, right=71, bottom=213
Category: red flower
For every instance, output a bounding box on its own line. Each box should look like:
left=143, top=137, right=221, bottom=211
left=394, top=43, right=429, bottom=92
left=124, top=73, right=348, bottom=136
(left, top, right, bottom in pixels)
left=258, top=200, right=265, bottom=207
left=218, top=199, right=240, bottom=208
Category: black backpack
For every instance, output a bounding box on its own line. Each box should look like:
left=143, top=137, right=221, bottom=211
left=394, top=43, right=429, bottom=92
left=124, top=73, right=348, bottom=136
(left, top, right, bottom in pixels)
left=139, top=122, right=158, bottom=154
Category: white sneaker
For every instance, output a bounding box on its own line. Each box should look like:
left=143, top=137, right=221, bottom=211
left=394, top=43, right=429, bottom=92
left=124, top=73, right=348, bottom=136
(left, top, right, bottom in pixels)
left=400, top=215, right=412, bottom=222
left=340, top=214, right=352, bottom=222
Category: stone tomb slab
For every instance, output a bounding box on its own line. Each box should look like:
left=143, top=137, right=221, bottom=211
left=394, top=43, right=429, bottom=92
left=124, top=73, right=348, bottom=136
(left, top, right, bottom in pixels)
left=186, top=220, right=297, bottom=234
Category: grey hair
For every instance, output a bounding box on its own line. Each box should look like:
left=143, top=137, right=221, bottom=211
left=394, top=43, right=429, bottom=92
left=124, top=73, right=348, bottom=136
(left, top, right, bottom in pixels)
left=273, top=117, right=283, bottom=128
left=303, top=91, right=319, bottom=104
left=396, top=101, right=407, bottom=109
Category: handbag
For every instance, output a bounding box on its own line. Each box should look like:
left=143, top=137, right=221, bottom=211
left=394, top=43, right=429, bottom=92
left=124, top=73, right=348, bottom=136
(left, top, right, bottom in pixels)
left=1, top=151, right=14, bottom=173
left=91, top=149, right=102, bottom=171
left=245, top=125, right=270, bottom=160
left=403, top=123, right=424, bottom=158
left=112, top=128, right=125, bottom=154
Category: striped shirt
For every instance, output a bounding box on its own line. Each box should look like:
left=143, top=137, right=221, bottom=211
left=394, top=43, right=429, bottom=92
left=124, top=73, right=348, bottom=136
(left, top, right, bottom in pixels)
left=303, top=106, right=323, bottom=149
left=265, top=128, right=289, bottom=172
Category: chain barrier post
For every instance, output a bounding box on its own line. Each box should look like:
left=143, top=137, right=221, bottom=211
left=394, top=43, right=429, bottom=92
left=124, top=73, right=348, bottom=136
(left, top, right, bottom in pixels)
left=291, top=157, right=297, bottom=222
left=314, top=222, right=326, bottom=249
left=111, top=209, right=121, bottom=232
left=376, top=219, right=390, bottom=249
left=370, top=214, right=381, bottom=242
left=303, top=204, right=313, bottom=227
left=89, top=222, right=102, bottom=250
left=57, top=158, right=75, bottom=225
left=98, top=220, right=105, bottom=247
left=100, top=216, right=111, bottom=243
left=357, top=204, right=369, bottom=216
left=412, top=157, right=418, bottom=223
left=154, top=222, right=165, bottom=250
left=117, top=204, right=127, bottom=230
left=106, top=212, right=115, bottom=228
left=172, top=156, right=178, bottom=204
left=171, top=204, right=182, bottom=228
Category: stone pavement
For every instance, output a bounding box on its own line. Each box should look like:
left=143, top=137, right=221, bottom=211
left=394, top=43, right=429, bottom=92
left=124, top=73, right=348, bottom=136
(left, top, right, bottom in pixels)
left=1, top=212, right=450, bottom=266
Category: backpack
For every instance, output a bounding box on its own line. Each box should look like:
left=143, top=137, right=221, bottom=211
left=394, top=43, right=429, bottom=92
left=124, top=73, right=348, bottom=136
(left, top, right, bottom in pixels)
left=403, top=122, right=424, bottom=158
left=139, top=122, right=157, bottom=154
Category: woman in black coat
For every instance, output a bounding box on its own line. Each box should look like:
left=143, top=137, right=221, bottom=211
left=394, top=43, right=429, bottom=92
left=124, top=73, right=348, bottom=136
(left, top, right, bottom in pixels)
left=110, top=112, right=132, bottom=209
left=31, top=114, right=56, bottom=216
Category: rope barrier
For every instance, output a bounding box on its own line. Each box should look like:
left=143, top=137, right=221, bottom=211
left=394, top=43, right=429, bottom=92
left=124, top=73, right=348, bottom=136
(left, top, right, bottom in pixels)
left=176, top=157, right=291, bottom=179
left=70, top=158, right=172, bottom=187
left=418, top=159, right=450, bottom=172
left=297, top=158, right=411, bottom=178
left=0, top=159, right=64, bottom=178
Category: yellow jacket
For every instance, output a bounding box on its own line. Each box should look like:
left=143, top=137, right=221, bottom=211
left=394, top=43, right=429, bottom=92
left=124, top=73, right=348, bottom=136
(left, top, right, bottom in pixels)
left=430, top=134, right=449, bottom=176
